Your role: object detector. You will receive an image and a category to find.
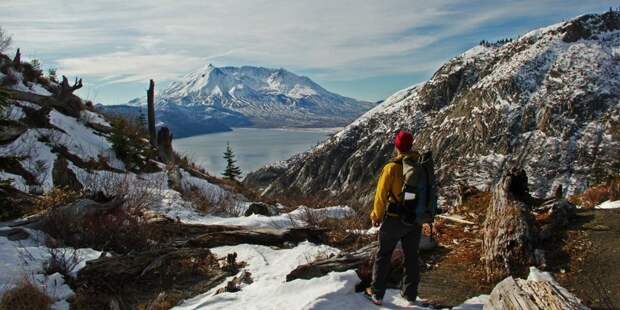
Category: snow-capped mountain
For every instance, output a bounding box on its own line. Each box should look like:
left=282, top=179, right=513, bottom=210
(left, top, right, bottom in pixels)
left=105, top=65, right=374, bottom=137
left=246, top=11, right=620, bottom=206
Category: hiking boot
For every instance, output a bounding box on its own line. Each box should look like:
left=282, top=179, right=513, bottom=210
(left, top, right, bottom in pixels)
left=400, top=291, right=431, bottom=307
left=364, top=287, right=383, bottom=305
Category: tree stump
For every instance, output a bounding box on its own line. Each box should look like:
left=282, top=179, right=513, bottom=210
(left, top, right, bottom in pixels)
left=485, top=275, right=589, bottom=310
left=482, top=168, right=536, bottom=283
left=157, top=126, right=173, bottom=163
left=147, top=79, right=157, bottom=148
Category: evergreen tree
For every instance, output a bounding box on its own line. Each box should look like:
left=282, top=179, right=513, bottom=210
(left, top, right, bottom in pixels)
left=222, top=142, right=242, bottom=181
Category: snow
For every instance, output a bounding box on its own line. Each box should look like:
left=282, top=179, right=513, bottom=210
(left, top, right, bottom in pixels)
left=175, top=241, right=488, bottom=310
left=49, top=110, right=125, bottom=170
left=28, top=82, right=52, bottom=96
left=79, top=110, right=111, bottom=128
left=153, top=195, right=353, bottom=228
left=595, top=200, right=620, bottom=209
left=2, top=104, right=26, bottom=120
left=179, top=170, right=232, bottom=204
left=0, top=129, right=57, bottom=192
left=0, top=229, right=101, bottom=309
left=0, top=172, right=29, bottom=192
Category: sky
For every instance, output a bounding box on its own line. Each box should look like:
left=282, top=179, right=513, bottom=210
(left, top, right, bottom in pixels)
left=0, top=0, right=614, bottom=104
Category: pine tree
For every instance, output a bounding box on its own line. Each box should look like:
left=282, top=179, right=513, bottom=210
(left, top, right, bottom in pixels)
left=222, top=142, right=242, bottom=181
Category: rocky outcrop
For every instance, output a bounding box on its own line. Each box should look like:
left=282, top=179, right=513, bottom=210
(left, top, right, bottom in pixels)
left=247, top=12, right=620, bottom=207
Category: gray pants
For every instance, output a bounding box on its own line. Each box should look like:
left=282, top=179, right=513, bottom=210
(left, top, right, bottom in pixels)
left=371, top=216, right=422, bottom=300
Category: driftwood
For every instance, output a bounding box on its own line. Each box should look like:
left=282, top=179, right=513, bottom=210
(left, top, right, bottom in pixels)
left=482, top=168, right=536, bottom=282
left=287, top=241, right=378, bottom=281
left=74, top=247, right=240, bottom=310
left=185, top=226, right=327, bottom=248
left=485, top=275, right=589, bottom=310
left=147, top=79, right=157, bottom=147
left=286, top=232, right=437, bottom=282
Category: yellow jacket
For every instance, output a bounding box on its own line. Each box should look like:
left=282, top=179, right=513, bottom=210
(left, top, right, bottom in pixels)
left=370, top=151, right=420, bottom=222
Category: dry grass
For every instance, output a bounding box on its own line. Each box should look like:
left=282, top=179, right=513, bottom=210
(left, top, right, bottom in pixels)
left=0, top=279, right=52, bottom=310
left=34, top=187, right=81, bottom=213
left=570, top=176, right=620, bottom=209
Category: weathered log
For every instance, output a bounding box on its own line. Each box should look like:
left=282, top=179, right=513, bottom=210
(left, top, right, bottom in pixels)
left=157, top=126, right=173, bottom=163
left=74, top=247, right=240, bottom=310
left=482, top=168, right=536, bottom=282
left=286, top=232, right=437, bottom=282
left=147, top=79, right=157, bottom=147
left=287, top=241, right=377, bottom=282
left=185, top=226, right=327, bottom=248
left=484, top=275, right=589, bottom=310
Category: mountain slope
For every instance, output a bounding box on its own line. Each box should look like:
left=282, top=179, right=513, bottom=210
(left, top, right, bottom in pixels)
left=104, top=65, right=374, bottom=138
left=246, top=11, right=620, bottom=206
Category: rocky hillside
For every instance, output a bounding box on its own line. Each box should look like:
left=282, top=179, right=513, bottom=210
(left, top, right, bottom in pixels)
left=246, top=12, right=620, bottom=206
left=103, top=65, right=374, bottom=138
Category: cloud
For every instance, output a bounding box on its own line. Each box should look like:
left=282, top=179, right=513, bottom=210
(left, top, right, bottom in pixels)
left=0, top=0, right=613, bottom=101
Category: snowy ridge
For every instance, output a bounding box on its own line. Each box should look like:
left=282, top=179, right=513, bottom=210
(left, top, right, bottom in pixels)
left=247, top=11, right=620, bottom=205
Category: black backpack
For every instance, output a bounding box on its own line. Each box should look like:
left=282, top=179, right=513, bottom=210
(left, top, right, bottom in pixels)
left=397, top=151, right=438, bottom=225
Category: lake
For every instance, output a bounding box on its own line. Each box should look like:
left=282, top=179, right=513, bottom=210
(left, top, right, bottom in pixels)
left=172, top=128, right=338, bottom=177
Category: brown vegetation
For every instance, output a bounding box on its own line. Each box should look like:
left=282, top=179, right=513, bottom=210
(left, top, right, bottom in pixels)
left=570, top=176, right=620, bottom=209
left=0, top=279, right=52, bottom=310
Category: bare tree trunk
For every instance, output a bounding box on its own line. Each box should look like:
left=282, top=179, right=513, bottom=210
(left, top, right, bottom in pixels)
left=13, top=48, right=20, bottom=67
left=157, top=126, right=173, bottom=163
left=482, top=168, right=536, bottom=283
left=147, top=79, right=157, bottom=148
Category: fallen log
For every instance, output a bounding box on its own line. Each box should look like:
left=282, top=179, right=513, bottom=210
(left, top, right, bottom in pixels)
left=485, top=274, right=589, bottom=310
left=287, top=241, right=377, bottom=282
left=185, top=226, right=327, bottom=248
left=286, top=231, right=437, bottom=282
left=437, top=214, right=476, bottom=225
left=74, top=247, right=241, bottom=310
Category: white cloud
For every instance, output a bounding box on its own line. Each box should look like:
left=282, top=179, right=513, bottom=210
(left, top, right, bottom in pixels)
left=0, top=0, right=613, bottom=98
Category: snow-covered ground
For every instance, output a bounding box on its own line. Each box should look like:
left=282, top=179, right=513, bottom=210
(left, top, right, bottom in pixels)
left=0, top=228, right=101, bottom=310
left=174, top=241, right=487, bottom=310
left=595, top=200, right=620, bottom=209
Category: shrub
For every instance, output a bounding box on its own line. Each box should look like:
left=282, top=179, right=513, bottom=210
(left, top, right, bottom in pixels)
left=43, top=247, right=80, bottom=278
left=34, top=187, right=81, bottom=213
left=0, top=279, right=52, bottom=310
left=573, top=176, right=620, bottom=208
left=108, top=116, right=156, bottom=171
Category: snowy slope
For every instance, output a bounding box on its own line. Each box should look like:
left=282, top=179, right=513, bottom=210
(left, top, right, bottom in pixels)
left=104, top=65, right=374, bottom=137
left=247, top=11, right=620, bottom=205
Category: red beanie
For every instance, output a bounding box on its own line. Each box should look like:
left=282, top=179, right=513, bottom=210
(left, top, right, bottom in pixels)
left=394, top=130, right=413, bottom=152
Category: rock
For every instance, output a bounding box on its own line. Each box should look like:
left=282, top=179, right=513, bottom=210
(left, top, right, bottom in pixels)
left=244, top=202, right=279, bottom=216
left=215, top=270, right=253, bottom=295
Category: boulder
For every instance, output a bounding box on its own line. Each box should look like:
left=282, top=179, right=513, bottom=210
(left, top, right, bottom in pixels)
left=244, top=202, right=279, bottom=216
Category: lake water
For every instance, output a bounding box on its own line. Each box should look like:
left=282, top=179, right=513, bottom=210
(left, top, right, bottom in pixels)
left=172, top=128, right=338, bottom=177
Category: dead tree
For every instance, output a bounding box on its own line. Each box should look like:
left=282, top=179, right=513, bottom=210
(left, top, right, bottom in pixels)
left=57, top=75, right=83, bottom=99
left=12, top=48, right=20, bottom=67
left=147, top=79, right=157, bottom=147
left=482, top=168, right=536, bottom=283
left=157, top=126, right=173, bottom=163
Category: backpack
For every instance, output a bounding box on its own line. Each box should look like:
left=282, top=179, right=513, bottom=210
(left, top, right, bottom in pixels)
left=399, top=151, right=438, bottom=225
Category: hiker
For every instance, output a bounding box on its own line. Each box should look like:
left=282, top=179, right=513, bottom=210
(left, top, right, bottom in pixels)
left=364, top=130, right=437, bottom=306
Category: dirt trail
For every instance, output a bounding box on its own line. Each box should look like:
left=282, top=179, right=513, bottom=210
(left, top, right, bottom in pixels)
left=556, top=208, right=620, bottom=310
